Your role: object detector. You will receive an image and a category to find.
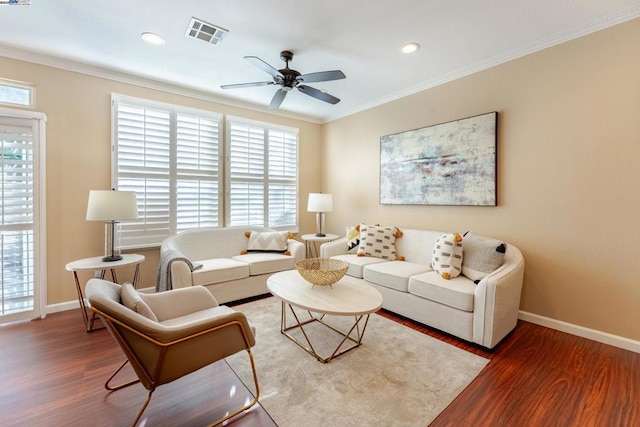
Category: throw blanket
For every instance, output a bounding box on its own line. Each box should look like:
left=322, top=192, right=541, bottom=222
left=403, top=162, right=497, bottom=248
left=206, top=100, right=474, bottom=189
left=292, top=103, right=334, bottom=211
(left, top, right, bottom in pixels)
left=156, top=249, right=201, bottom=292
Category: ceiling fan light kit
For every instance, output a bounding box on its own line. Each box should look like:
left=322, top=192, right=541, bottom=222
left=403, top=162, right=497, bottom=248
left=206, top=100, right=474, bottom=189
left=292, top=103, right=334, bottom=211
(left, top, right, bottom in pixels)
left=221, top=50, right=346, bottom=109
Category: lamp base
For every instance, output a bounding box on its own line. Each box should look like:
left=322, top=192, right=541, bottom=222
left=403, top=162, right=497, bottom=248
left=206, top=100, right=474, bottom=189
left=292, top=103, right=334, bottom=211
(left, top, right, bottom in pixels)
left=102, top=255, right=123, bottom=262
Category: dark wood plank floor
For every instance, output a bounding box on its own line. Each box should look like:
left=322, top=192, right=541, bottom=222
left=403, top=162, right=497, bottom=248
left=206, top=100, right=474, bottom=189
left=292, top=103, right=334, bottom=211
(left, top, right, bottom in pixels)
left=1, top=302, right=639, bottom=426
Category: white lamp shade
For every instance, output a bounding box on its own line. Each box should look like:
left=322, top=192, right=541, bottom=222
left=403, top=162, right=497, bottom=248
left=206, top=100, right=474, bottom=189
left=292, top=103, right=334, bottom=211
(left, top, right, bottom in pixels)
left=307, top=193, right=333, bottom=213
left=86, top=190, right=139, bottom=221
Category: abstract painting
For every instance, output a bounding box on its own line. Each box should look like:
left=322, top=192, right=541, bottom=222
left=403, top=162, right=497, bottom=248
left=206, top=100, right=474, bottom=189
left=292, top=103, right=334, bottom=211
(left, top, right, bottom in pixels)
left=379, top=112, right=497, bottom=206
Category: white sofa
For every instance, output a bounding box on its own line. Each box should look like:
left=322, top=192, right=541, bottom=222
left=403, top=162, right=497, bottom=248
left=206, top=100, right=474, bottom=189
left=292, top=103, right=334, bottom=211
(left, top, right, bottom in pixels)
left=160, top=227, right=305, bottom=304
left=320, top=228, right=525, bottom=349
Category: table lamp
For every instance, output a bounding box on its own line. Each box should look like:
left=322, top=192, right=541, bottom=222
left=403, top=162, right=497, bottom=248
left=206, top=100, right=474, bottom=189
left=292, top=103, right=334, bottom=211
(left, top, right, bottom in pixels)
left=307, top=193, right=333, bottom=237
left=86, top=190, right=138, bottom=262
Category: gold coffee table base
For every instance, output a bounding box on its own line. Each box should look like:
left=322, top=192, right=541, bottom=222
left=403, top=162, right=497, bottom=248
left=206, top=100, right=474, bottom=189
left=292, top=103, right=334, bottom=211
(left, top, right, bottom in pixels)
left=280, top=301, right=372, bottom=363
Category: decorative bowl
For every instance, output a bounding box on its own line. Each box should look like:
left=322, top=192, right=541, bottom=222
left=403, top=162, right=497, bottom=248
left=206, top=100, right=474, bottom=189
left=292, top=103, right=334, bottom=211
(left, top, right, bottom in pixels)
left=295, top=258, right=349, bottom=287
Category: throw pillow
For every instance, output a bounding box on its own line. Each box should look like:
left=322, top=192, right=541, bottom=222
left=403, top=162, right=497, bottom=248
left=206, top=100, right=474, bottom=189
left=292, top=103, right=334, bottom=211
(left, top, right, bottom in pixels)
left=431, top=233, right=463, bottom=280
left=120, top=283, right=158, bottom=321
left=346, top=224, right=361, bottom=253
left=461, top=231, right=507, bottom=283
left=246, top=230, right=289, bottom=253
left=356, top=224, right=399, bottom=260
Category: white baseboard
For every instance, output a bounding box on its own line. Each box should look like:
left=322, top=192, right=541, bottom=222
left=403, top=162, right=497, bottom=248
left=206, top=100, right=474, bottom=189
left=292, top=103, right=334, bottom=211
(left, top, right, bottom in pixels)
left=47, top=300, right=80, bottom=314
left=518, top=310, right=640, bottom=354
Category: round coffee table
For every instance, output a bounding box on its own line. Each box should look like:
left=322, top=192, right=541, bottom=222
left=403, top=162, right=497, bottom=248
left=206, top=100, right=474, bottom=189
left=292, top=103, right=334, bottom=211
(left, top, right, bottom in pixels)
left=267, top=269, right=383, bottom=363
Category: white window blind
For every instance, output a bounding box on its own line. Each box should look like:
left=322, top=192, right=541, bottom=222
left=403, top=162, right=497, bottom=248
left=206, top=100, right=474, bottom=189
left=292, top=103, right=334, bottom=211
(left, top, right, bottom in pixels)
left=0, top=113, right=42, bottom=320
left=227, top=118, right=298, bottom=229
left=112, top=95, right=222, bottom=248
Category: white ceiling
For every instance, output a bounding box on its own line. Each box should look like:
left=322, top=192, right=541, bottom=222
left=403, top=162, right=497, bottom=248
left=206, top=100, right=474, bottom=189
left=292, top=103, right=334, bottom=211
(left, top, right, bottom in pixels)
left=1, top=1, right=639, bottom=123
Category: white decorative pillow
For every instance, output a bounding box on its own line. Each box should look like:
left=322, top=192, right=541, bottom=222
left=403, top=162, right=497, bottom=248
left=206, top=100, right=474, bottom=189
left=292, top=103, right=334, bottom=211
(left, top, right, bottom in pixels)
left=462, top=231, right=507, bottom=283
left=431, top=233, right=463, bottom=280
left=346, top=225, right=360, bottom=253
left=120, top=283, right=158, bottom=321
left=357, top=224, right=399, bottom=260
left=246, top=230, right=289, bottom=253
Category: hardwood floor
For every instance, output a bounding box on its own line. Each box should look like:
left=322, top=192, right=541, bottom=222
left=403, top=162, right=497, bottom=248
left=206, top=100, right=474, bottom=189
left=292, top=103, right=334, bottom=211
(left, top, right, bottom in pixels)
left=1, top=303, right=639, bottom=426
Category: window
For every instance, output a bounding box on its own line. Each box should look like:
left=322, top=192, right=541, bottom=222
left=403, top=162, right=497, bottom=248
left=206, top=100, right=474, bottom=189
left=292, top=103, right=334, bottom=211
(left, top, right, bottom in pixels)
left=0, top=79, right=34, bottom=108
left=112, top=95, right=222, bottom=248
left=112, top=96, right=299, bottom=249
left=227, top=117, right=298, bottom=229
left=0, top=108, right=46, bottom=324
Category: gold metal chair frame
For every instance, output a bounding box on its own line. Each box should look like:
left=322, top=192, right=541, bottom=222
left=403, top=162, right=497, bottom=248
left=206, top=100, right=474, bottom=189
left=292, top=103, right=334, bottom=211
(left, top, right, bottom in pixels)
left=279, top=301, right=372, bottom=363
left=91, top=306, right=260, bottom=427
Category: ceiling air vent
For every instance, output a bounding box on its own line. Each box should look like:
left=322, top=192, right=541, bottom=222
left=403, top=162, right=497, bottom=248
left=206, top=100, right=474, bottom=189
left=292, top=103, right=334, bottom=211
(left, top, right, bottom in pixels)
left=185, top=17, right=228, bottom=45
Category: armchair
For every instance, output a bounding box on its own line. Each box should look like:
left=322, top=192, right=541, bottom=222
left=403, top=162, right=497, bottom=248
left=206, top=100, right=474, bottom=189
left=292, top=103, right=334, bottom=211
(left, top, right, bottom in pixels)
left=86, top=279, right=260, bottom=426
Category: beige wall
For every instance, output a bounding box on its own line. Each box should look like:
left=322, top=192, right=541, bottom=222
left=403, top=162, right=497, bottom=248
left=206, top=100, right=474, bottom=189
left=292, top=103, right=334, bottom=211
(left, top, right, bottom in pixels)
left=323, top=18, right=640, bottom=340
left=0, top=56, right=322, bottom=305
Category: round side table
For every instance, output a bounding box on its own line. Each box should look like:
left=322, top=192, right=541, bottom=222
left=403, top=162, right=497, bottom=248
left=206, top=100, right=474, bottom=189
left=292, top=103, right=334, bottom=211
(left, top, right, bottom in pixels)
left=65, top=254, right=145, bottom=332
left=301, top=233, right=340, bottom=258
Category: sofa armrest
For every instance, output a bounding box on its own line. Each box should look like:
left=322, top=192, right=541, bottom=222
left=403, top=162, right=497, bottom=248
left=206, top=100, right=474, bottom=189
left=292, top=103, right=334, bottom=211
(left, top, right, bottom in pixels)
left=169, top=260, right=195, bottom=288
left=320, top=237, right=348, bottom=258
left=288, top=239, right=306, bottom=262
left=472, top=245, right=525, bottom=348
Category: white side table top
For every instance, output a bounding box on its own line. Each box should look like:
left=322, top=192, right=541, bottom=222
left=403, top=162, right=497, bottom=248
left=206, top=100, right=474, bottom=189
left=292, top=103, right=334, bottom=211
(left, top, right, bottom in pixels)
left=301, top=233, right=340, bottom=242
left=267, top=270, right=383, bottom=316
left=65, top=253, right=145, bottom=271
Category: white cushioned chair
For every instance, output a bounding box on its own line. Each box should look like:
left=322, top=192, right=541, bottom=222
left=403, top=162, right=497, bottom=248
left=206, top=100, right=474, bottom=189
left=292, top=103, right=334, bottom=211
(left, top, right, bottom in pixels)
left=86, top=279, right=259, bottom=426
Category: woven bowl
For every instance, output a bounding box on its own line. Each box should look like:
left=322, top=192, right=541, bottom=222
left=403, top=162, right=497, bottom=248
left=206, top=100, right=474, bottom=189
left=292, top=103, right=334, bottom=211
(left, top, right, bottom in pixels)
left=295, top=258, right=349, bottom=287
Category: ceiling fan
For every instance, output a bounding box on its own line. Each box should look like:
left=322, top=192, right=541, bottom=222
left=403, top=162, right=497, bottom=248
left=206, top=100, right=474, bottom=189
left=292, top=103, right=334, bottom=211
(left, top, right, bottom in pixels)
left=221, top=50, right=346, bottom=109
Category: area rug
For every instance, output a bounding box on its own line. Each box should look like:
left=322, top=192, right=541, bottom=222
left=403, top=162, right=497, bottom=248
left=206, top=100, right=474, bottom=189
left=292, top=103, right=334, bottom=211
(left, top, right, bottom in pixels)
left=226, top=297, right=488, bottom=427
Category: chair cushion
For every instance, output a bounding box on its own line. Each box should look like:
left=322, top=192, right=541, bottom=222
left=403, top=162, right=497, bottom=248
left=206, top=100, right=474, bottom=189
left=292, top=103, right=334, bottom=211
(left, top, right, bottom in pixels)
left=120, top=283, right=158, bottom=322
left=462, top=231, right=507, bottom=283
left=331, top=254, right=388, bottom=278
left=408, top=271, right=475, bottom=312
left=191, top=258, right=250, bottom=286
left=231, top=252, right=296, bottom=275
left=363, top=261, right=431, bottom=292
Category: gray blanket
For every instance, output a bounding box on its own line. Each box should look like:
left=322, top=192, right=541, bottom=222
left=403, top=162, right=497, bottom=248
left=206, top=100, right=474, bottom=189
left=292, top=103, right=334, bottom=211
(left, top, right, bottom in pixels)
left=156, top=249, right=201, bottom=292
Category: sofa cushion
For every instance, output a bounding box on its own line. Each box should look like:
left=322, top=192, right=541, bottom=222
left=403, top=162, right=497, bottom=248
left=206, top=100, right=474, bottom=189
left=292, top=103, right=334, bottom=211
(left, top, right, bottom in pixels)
left=357, top=224, right=399, bottom=260
left=246, top=230, right=289, bottom=253
left=346, top=225, right=361, bottom=254
left=331, top=254, right=388, bottom=279
left=231, top=252, right=296, bottom=276
left=408, top=271, right=475, bottom=312
left=191, top=258, right=250, bottom=286
left=431, top=233, right=463, bottom=280
left=462, top=231, right=507, bottom=283
left=363, top=261, right=431, bottom=292
left=120, top=283, right=158, bottom=321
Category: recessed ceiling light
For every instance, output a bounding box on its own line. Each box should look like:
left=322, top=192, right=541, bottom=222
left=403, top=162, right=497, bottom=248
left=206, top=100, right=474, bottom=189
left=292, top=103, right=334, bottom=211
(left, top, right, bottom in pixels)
left=141, top=32, right=166, bottom=45
left=402, top=43, right=420, bottom=54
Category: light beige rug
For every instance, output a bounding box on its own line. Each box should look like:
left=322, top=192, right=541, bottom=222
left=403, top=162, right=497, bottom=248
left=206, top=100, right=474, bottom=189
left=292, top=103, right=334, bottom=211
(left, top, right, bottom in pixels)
left=226, top=296, right=488, bottom=427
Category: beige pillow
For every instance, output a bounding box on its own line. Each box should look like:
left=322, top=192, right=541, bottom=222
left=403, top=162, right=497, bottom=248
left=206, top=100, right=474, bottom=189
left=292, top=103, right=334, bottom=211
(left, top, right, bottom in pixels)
left=356, top=224, right=399, bottom=260
left=431, top=233, right=463, bottom=280
left=246, top=230, right=289, bottom=253
left=120, top=283, right=158, bottom=321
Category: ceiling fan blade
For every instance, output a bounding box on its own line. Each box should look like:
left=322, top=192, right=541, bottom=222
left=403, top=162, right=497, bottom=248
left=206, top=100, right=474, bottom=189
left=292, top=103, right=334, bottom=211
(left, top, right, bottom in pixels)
left=297, top=70, right=346, bottom=84
left=269, top=89, right=288, bottom=109
left=297, top=85, right=341, bottom=104
left=220, top=81, right=274, bottom=89
left=245, top=56, right=284, bottom=79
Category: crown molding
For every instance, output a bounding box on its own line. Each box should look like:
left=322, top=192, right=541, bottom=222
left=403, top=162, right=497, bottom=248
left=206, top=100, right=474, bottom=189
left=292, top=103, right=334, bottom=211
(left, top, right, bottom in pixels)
left=0, top=44, right=323, bottom=124
left=326, top=6, right=640, bottom=123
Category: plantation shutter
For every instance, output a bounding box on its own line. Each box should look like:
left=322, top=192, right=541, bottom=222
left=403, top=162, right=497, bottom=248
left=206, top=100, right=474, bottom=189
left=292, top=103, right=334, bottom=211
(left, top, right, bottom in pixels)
left=112, top=95, right=221, bottom=248
left=227, top=118, right=298, bottom=229
left=0, top=111, right=45, bottom=322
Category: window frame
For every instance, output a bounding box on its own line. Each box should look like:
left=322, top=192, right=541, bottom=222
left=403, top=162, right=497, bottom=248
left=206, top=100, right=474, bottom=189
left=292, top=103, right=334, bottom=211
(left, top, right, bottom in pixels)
left=225, top=115, right=299, bottom=231
left=0, top=78, right=35, bottom=109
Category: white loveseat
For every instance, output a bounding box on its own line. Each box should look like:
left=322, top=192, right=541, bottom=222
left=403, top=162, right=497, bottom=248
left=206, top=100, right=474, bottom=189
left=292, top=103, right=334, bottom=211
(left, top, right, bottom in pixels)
left=321, top=227, right=525, bottom=349
left=160, top=227, right=305, bottom=303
